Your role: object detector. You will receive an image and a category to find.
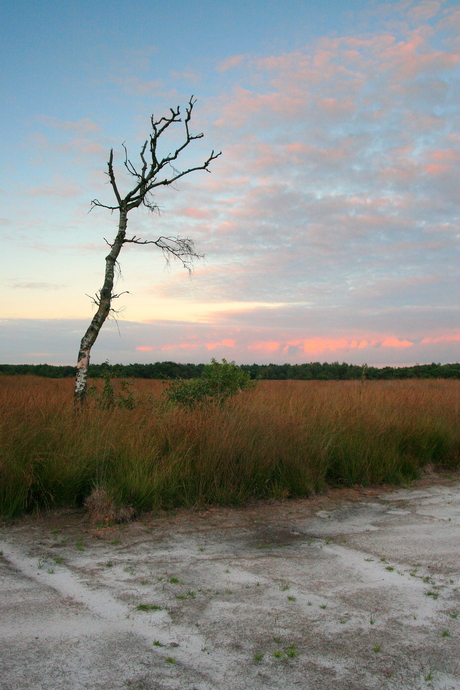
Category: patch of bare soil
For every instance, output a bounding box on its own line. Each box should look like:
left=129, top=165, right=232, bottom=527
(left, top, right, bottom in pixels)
left=1, top=469, right=460, bottom=690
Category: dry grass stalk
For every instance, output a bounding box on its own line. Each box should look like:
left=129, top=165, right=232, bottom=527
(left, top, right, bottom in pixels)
left=84, top=486, right=136, bottom=524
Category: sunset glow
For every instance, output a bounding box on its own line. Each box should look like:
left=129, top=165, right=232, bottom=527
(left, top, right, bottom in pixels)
left=1, top=1, right=459, bottom=366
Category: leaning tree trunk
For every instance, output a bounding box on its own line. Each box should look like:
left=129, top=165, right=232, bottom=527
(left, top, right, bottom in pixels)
left=73, top=99, right=220, bottom=408
left=74, top=208, right=128, bottom=408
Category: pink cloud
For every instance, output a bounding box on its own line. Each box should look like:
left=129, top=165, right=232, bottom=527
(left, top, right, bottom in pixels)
left=72, top=140, right=106, bottom=156
left=136, top=346, right=154, bottom=351
left=248, top=341, right=281, bottom=354
left=114, top=76, right=163, bottom=95
left=318, top=97, right=356, bottom=120
left=378, top=33, right=460, bottom=80
left=27, top=184, right=80, bottom=198
left=300, top=338, right=350, bottom=354
left=244, top=337, right=418, bottom=357
left=160, top=343, right=198, bottom=351
left=38, top=116, right=101, bottom=134
left=424, top=163, right=449, bottom=175
left=179, top=207, right=212, bottom=219
left=313, top=49, right=335, bottom=68
left=381, top=338, right=413, bottom=348
left=206, top=339, right=236, bottom=350
left=407, top=1, right=441, bottom=23
left=421, top=334, right=460, bottom=344
left=430, top=150, right=459, bottom=162
left=216, top=55, right=245, bottom=72
left=436, top=8, right=460, bottom=31
left=170, top=69, right=201, bottom=84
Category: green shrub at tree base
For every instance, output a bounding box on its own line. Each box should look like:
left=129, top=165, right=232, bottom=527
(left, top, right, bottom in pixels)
left=164, top=358, right=255, bottom=408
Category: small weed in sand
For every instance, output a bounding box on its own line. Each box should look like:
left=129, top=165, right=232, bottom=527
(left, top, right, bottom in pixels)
left=272, top=644, right=297, bottom=660
left=153, top=640, right=163, bottom=647
left=386, top=566, right=394, bottom=572
left=449, top=613, right=458, bottom=619
left=176, top=591, right=195, bottom=600
left=165, top=657, right=176, bottom=664
left=373, top=644, right=381, bottom=652
left=169, top=577, right=181, bottom=584
left=136, top=604, right=162, bottom=611
left=53, top=557, right=63, bottom=564
left=76, top=539, right=85, bottom=551
left=273, top=637, right=281, bottom=643
left=320, top=604, right=327, bottom=609
left=286, top=644, right=298, bottom=658
left=424, top=671, right=434, bottom=681
left=47, top=568, right=55, bottom=574
left=442, top=630, right=451, bottom=637
left=253, top=652, right=263, bottom=662
left=280, top=582, right=290, bottom=591
left=287, top=595, right=296, bottom=602
left=110, top=539, right=120, bottom=545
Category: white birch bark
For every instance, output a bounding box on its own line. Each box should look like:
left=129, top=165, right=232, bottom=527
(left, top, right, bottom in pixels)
left=74, top=208, right=128, bottom=407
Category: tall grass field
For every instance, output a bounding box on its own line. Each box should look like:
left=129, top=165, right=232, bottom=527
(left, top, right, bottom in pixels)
left=1, top=376, right=459, bottom=518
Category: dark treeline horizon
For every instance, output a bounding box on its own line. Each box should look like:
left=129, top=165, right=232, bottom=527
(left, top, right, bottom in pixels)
left=1, top=361, right=460, bottom=380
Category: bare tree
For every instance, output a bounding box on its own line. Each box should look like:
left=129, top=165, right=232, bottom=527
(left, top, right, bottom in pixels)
left=74, top=97, right=221, bottom=407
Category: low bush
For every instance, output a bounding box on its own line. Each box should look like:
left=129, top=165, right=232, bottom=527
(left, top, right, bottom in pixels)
left=164, top=358, right=255, bottom=408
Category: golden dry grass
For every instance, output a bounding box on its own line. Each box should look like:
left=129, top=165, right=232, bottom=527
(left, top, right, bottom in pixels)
left=1, top=376, right=459, bottom=517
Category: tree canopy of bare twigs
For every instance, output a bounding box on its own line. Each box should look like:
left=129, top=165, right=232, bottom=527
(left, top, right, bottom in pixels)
left=74, top=97, right=221, bottom=407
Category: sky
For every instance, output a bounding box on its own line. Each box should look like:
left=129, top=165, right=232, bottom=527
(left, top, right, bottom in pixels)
left=1, top=0, right=459, bottom=367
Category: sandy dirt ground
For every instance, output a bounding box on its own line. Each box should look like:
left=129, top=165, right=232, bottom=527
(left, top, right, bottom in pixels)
left=1, top=471, right=460, bottom=690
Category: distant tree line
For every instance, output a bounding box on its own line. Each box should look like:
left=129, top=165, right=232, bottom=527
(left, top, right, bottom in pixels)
left=1, top=361, right=460, bottom=380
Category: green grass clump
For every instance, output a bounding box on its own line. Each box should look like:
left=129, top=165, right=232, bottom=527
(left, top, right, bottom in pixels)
left=1, top=377, right=459, bottom=517
left=136, top=604, right=163, bottom=611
